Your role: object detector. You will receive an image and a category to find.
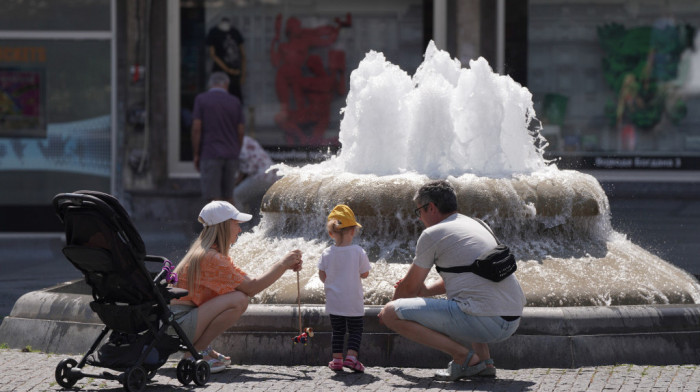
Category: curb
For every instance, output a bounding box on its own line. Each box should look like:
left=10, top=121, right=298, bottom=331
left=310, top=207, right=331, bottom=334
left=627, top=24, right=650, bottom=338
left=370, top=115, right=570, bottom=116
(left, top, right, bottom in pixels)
left=1, top=281, right=700, bottom=368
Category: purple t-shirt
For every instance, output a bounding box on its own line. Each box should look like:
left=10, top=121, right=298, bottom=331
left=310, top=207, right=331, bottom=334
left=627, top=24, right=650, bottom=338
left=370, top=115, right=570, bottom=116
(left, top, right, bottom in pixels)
left=193, top=87, right=244, bottom=159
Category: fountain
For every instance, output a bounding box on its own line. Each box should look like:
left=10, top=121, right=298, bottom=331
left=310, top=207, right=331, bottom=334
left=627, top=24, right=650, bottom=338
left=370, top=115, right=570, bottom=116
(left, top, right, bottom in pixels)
left=195, top=42, right=700, bottom=368
left=2, top=42, right=700, bottom=369
left=232, top=42, right=700, bottom=308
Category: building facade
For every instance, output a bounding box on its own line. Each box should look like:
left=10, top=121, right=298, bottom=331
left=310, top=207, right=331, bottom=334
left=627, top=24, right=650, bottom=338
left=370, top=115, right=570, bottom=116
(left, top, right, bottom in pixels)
left=1, top=0, right=699, bottom=232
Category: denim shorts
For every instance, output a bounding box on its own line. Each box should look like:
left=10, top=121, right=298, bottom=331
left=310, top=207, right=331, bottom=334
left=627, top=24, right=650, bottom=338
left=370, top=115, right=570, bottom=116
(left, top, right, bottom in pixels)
left=392, top=297, right=520, bottom=346
left=168, top=304, right=198, bottom=342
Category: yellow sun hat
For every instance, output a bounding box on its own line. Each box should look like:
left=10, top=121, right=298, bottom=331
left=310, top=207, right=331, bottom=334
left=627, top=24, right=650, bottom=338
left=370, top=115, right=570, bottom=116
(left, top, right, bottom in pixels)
left=327, top=204, right=362, bottom=229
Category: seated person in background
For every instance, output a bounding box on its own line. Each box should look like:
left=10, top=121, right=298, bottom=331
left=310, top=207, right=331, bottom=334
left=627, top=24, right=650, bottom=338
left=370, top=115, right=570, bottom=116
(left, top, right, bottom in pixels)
left=234, top=136, right=280, bottom=220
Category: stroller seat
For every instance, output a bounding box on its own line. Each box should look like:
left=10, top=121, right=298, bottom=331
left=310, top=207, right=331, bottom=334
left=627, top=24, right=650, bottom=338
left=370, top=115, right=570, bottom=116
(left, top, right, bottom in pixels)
left=52, top=190, right=210, bottom=392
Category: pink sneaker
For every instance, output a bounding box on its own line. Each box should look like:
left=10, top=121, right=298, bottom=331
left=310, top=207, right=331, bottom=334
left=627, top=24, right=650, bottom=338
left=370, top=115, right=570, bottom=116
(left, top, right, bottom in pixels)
left=343, top=357, right=365, bottom=373
left=328, top=358, right=343, bottom=371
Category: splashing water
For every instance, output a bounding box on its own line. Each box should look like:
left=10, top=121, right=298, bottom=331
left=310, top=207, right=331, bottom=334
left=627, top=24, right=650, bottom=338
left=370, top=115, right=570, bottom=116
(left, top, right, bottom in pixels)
left=232, top=42, right=700, bottom=307
left=276, top=41, right=548, bottom=178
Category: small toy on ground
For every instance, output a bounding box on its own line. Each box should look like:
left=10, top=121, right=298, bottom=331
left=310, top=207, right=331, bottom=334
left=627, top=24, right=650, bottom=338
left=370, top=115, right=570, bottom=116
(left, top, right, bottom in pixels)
left=292, top=271, right=314, bottom=345
left=293, top=327, right=315, bottom=344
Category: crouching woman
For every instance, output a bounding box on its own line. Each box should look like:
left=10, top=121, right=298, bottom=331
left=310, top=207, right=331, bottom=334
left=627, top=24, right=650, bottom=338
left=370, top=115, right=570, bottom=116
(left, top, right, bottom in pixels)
left=170, top=200, right=303, bottom=373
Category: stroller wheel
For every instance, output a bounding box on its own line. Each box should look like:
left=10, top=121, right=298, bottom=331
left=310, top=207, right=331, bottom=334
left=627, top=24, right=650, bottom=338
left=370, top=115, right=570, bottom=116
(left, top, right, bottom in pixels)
left=193, top=359, right=211, bottom=386
left=123, top=366, right=147, bottom=392
left=55, top=358, right=81, bottom=388
left=146, top=369, right=158, bottom=380
left=176, top=358, right=194, bottom=385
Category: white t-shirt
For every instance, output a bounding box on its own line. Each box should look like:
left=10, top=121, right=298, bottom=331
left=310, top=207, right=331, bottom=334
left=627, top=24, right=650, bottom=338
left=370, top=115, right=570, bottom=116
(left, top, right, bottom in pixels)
left=413, top=213, right=526, bottom=316
left=317, top=244, right=372, bottom=317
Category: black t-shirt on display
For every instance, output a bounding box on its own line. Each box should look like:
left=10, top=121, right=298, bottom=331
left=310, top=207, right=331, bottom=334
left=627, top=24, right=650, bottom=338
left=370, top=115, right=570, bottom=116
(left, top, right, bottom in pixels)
left=206, top=26, right=244, bottom=71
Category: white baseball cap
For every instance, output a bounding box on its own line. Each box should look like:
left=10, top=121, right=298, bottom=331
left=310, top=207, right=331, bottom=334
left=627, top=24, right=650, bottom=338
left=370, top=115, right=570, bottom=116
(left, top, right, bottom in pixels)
left=198, top=200, right=252, bottom=227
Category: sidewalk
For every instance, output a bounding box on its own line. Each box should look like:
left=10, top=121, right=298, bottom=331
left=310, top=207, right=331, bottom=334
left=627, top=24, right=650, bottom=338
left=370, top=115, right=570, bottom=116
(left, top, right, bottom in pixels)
left=2, top=349, right=699, bottom=392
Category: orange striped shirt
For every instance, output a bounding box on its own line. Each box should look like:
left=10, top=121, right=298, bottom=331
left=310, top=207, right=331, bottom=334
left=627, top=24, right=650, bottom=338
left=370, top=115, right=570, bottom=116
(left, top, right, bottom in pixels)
left=176, top=250, right=247, bottom=306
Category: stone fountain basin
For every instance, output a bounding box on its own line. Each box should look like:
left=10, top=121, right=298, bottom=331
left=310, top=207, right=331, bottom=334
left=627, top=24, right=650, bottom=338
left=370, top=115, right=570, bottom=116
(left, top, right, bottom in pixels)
left=247, top=171, right=700, bottom=307
left=1, top=279, right=700, bottom=368
left=3, top=170, right=699, bottom=367
left=261, top=170, right=607, bottom=241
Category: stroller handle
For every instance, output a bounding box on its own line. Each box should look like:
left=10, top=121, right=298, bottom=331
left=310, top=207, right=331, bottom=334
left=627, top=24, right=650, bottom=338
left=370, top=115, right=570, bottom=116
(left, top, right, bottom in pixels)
left=53, top=192, right=118, bottom=223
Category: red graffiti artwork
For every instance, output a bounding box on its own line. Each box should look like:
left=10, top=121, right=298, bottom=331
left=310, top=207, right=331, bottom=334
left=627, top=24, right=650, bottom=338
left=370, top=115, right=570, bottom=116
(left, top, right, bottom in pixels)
left=270, top=13, right=351, bottom=145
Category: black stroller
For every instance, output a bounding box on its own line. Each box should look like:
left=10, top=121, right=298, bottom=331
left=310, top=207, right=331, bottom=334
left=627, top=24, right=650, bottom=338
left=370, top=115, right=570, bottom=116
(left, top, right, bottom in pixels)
left=52, top=191, right=210, bottom=392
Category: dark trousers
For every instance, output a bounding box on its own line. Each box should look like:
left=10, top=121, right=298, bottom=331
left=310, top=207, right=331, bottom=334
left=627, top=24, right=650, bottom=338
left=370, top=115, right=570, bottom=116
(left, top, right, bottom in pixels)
left=329, top=314, right=364, bottom=355
left=229, top=76, right=243, bottom=104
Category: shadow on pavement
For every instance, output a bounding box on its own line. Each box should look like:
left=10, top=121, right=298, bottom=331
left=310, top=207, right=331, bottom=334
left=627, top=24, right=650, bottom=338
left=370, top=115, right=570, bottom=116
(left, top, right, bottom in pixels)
left=385, top=367, right=536, bottom=390
left=329, top=369, right=381, bottom=386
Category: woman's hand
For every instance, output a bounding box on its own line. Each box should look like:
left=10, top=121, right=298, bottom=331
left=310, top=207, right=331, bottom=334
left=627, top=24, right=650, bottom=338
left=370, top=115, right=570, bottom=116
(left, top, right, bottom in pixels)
left=237, top=249, right=303, bottom=297
left=281, top=249, right=303, bottom=272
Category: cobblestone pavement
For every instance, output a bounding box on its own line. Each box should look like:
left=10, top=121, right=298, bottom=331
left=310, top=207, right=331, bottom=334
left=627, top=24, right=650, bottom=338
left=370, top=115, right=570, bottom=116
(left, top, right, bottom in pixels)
left=2, top=349, right=699, bottom=392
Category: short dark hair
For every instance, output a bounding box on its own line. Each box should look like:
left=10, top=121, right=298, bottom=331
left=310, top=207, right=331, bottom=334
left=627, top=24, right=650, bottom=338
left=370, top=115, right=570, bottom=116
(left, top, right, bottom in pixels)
left=209, top=71, right=230, bottom=88
left=413, top=180, right=458, bottom=214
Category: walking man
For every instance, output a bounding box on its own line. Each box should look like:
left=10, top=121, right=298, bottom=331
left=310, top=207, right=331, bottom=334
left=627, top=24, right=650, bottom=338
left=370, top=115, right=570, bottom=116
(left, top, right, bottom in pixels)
left=192, top=72, right=245, bottom=204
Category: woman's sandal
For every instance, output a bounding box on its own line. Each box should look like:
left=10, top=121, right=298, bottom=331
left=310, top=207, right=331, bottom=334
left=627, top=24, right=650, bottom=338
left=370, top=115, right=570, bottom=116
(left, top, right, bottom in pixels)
left=181, top=349, right=227, bottom=374
left=205, top=357, right=227, bottom=374
left=200, top=348, right=227, bottom=373
left=206, top=345, right=231, bottom=366
left=434, top=351, right=486, bottom=381
left=477, top=358, right=496, bottom=377
left=343, top=357, right=365, bottom=373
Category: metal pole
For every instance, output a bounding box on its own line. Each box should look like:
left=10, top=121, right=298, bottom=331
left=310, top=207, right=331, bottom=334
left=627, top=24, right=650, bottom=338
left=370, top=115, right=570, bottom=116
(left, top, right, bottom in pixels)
left=110, top=0, right=117, bottom=194
left=496, top=0, right=505, bottom=74
left=433, top=0, right=447, bottom=50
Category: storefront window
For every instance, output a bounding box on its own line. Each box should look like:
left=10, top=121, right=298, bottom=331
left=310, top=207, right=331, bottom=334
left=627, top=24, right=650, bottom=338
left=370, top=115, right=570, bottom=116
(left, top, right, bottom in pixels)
left=0, top=39, right=111, bottom=201
left=0, top=0, right=110, bottom=31
left=529, top=0, right=700, bottom=170
left=0, top=2, right=112, bottom=232
left=178, top=0, right=425, bottom=165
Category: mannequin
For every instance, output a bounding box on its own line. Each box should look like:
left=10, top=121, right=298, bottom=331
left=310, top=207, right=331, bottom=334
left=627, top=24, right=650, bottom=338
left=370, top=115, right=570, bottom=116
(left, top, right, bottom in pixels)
left=207, top=17, right=246, bottom=103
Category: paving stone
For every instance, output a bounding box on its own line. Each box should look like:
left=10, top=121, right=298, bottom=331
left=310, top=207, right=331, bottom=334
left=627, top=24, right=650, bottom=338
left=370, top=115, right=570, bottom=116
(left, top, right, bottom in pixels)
left=1, top=349, right=699, bottom=392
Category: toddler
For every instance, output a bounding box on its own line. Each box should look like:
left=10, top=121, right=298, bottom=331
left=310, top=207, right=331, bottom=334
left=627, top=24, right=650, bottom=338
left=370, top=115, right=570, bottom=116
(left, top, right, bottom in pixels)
left=318, top=204, right=371, bottom=372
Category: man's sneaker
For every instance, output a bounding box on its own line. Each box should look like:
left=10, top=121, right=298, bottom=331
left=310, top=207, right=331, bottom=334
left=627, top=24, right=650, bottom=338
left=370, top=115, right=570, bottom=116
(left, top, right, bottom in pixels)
left=477, top=359, right=496, bottom=377
left=434, top=360, right=486, bottom=381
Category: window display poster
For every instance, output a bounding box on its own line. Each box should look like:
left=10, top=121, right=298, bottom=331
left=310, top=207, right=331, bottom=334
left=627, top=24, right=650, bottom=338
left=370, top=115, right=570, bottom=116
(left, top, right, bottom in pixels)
left=0, top=67, right=46, bottom=138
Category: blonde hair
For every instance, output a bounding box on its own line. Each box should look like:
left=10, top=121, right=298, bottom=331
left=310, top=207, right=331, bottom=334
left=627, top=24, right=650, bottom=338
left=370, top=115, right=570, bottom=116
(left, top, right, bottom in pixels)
left=326, top=219, right=355, bottom=244
left=173, top=219, right=232, bottom=293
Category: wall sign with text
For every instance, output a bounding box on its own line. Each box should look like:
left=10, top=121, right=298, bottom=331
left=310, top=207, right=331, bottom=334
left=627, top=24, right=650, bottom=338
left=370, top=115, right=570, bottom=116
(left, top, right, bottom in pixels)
left=0, top=67, right=46, bottom=138
left=554, top=155, right=700, bottom=170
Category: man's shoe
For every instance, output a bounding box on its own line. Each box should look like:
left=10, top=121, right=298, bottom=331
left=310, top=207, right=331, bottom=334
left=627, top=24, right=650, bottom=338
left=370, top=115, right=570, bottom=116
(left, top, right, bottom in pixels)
left=434, top=353, right=486, bottom=381
left=477, top=359, right=496, bottom=377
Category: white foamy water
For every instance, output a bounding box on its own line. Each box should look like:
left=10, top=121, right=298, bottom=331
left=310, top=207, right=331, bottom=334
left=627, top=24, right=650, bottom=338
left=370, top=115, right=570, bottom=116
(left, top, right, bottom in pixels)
left=230, top=42, right=700, bottom=306
left=275, top=41, right=548, bottom=178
